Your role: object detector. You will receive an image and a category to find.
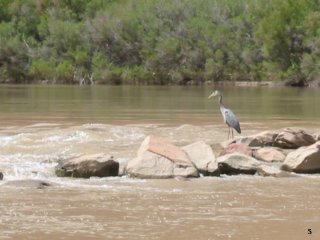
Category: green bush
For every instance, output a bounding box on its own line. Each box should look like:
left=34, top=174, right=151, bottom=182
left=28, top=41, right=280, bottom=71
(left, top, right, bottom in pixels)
left=0, top=0, right=320, bottom=84
left=56, top=60, right=74, bottom=83
left=30, top=59, right=55, bottom=80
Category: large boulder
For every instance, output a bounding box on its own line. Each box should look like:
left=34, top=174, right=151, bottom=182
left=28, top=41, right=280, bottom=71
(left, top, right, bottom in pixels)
left=219, top=143, right=252, bottom=157
left=274, top=128, right=315, bottom=149
left=126, top=135, right=198, bottom=178
left=217, top=153, right=262, bottom=175
left=182, top=141, right=219, bottom=176
left=254, top=147, right=286, bottom=162
left=281, top=141, right=320, bottom=173
left=55, top=153, right=119, bottom=178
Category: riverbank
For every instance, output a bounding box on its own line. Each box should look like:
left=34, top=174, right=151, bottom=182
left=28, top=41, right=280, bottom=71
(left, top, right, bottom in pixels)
left=1, top=0, right=320, bottom=87
left=2, top=78, right=320, bottom=88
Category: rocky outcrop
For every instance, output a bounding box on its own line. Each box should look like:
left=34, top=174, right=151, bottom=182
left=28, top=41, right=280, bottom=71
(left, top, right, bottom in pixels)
left=274, top=128, right=315, bottom=149
left=182, top=141, right=219, bottom=176
left=0, top=172, right=3, bottom=180
left=3, top=179, right=54, bottom=189
left=55, top=153, right=119, bottom=178
left=126, top=135, right=198, bottom=178
left=217, top=153, right=262, bottom=175
left=254, top=147, right=286, bottom=162
left=281, top=141, right=320, bottom=173
left=219, top=143, right=252, bottom=157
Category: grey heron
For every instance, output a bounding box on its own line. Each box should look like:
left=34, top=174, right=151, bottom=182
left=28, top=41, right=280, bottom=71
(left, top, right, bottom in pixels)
left=208, top=90, right=241, bottom=139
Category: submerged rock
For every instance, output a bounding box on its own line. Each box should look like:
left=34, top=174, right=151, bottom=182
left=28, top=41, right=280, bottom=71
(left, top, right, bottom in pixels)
left=281, top=141, right=320, bottom=173
left=3, top=179, right=54, bottom=189
left=55, top=153, right=119, bottom=178
left=274, top=128, right=315, bottom=149
left=182, top=141, right=219, bottom=176
left=254, top=147, right=286, bottom=162
left=217, top=153, right=262, bottom=175
left=219, top=143, right=252, bottom=157
left=256, top=165, right=297, bottom=177
left=126, top=135, right=198, bottom=178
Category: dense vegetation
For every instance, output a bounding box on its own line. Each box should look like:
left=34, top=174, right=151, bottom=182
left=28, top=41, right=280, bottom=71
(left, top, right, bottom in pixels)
left=0, top=0, right=320, bottom=85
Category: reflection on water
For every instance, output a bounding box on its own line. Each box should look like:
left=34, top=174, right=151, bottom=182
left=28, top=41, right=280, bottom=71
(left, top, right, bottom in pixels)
left=0, top=85, right=320, bottom=240
left=0, top=85, right=320, bottom=125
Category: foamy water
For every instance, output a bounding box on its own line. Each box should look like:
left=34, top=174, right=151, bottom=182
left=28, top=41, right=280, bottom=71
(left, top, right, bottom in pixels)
left=0, top=123, right=227, bottom=182
left=1, top=122, right=320, bottom=240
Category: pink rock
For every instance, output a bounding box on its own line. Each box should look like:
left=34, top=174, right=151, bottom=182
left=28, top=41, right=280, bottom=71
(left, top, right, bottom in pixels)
left=127, top=135, right=198, bottom=178
left=219, top=143, right=253, bottom=157
left=255, top=148, right=285, bottom=162
left=137, top=135, right=191, bottom=165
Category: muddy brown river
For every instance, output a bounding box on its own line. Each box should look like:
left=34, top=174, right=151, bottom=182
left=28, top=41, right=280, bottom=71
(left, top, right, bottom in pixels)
left=0, top=85, right=320, bottom=239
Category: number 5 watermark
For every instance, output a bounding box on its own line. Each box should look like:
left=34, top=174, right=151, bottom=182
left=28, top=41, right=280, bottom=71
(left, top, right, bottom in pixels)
left=308, top=229, right=312, bottom=235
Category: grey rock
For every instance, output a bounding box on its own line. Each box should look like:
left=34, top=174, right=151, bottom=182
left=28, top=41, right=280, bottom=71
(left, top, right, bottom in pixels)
left=55, top=153, right=119, bottom=178
left=217, top=153, right=262, bottom=175
left=274, top=128, right=315, bottom=149
left=281, top=141, right=320, bottom=173
left=182, top=141, right=219, bottom=176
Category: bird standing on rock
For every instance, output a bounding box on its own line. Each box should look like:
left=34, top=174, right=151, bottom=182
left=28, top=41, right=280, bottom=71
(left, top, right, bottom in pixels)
left=208, top=90, right=241, bottom=139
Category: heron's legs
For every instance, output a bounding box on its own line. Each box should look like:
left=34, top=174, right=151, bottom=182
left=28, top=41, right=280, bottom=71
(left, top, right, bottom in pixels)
left=227, top=126, right=230, bottom=139
left=231, top=129, right=234, bottom=139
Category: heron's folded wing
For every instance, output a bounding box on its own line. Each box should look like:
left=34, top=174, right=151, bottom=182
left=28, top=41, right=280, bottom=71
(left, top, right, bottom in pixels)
left=224, top=109, right=241, bottom=134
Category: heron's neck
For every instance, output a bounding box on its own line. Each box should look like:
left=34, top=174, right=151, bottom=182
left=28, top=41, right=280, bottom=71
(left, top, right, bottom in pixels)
left=219, top=95, right=225, bottom=110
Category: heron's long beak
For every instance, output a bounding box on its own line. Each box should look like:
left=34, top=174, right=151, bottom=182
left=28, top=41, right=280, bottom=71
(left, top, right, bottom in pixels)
left=208, top=92, right=215, bottom=99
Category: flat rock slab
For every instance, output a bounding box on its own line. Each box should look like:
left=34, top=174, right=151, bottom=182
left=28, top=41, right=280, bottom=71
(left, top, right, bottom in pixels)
left=126, top=135, right=198, bottom=178
left=281, top=141, right=320, bottom=173
left=55, top=153, right=119, bottom=178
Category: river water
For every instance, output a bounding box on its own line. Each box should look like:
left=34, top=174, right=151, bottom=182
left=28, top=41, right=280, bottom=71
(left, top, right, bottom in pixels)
left=0, top=85, right=320, bottom=240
